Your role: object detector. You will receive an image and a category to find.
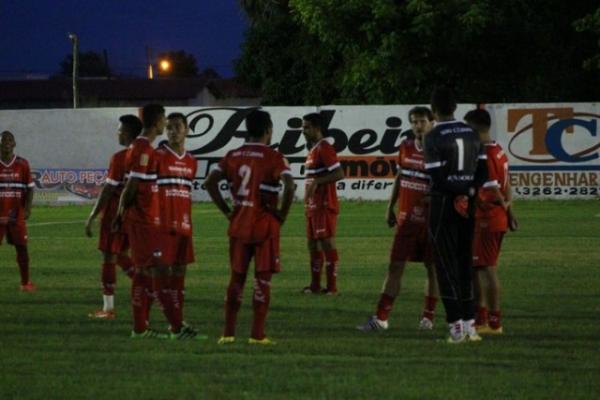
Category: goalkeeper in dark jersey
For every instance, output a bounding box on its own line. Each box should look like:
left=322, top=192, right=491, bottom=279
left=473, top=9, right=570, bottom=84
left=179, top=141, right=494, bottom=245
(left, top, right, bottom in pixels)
left=424, top=87, right=488, bottom=344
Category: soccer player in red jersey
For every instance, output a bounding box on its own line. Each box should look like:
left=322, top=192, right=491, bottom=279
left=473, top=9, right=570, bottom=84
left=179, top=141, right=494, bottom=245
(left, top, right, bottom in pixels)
left=154, top=112, right=205, bottom=340
left=85, top=115, right=142, bottom=319
left=205, top=109, right=295, bottom=345
left=0, top=131, right=36, bottom=292
left=301, top=113, right=344, bottom=295
left=114, top=103, right=178, bottom=339
left=465, top=109, right=518, bottom=335
left=357, top=107, right=439, bottom=332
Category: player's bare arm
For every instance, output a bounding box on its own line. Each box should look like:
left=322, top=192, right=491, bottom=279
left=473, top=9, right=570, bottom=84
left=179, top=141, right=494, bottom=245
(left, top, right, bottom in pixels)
left=113, top=178, right=139, bottom=231
left=306, top=167, right=344, bottom=198
left=85, top=184, right=115, bottom=237
left=24, top=186, right=33, bottom=220
left=386, top=171, right=402, bottom=227
left=205, top=169, right=232, bottom=219
left=505, top=181, right=518, bottom=231
left=275, top=173, right=295, bottom=224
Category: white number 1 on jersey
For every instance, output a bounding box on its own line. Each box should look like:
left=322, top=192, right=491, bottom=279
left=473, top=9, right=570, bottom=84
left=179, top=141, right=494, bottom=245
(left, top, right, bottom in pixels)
left=456, top=138, right=464, bottom=171
left=237, top=165, right=252, bottom=196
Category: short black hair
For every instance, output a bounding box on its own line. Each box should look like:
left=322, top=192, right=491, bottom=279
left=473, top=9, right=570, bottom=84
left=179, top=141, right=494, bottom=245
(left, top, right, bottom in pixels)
left=302, top=113, right=324, bottom=131
left=1, top=130, right=14, bottom=138
left=408, top=106, right=433, bottom=122
left=167, top=112, right=188, bottom=128
left=141, top=103, right=165, bottom=129
left=464, top=109, right=491, bottom=129
left=430, top=87, right=457, bottom=116
left=245, top=109, right=272, bottom=138
left=119, top=115, right=143, bottom=139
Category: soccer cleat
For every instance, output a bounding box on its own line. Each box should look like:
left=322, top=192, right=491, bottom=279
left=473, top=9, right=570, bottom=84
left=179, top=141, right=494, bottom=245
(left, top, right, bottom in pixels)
left=88, top=309, right=116, bottom=320
left=248, top=337, right=276, bottom=345
left=477, top=325, right=504, bottom=335
left=418, top=317, right=434, bottom=330
left=321, top=288, right=338, bottom=296
left=301, top=286, right=321, bottom=294
left=217, top=336, right=236, bottom=345
left=463, top=319, right=482, bottom=342
left=169, top=325, right=208, bottom=341
left=446, top=320, right=466, bottom=344
left=356, top=315, right=389, bottom=332
left=130, top=329, right=168, bottom=340
left=19, top=282, right=37, bottom=293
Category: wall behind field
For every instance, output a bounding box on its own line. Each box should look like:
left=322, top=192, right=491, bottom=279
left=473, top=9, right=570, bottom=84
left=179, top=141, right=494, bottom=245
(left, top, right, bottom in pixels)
left=1, top=103, right=598, bottom=204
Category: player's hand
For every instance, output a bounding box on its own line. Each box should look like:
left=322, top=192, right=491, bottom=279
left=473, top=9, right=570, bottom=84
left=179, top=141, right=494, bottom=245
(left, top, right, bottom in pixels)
left=386, top=208, right=396, bottom=228
left=85, top=217, right=94, bottom=237
left=111, top=215, right=122, bottom=233
left=508, top=209, right=519, bottom=231
left=272, top=209, right=286, bottom=225
left=305, top=180, right=318, bottom=199
left=24, top=208, right=31, bottom=220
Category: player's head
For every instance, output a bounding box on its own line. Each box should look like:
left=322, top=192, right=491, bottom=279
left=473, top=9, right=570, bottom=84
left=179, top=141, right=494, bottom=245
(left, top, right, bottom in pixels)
left=430, top=87, right=457, bottom=119
left=141, top=103, right=166, bottom=135
left=166, top=112, right=189, bottom=148
left=302, top=113, right=324, bottom=144
left=245, top=109, right=273, bottom=144
left=408, top=106, right=434, bottom=138
left=118, top=115, right=143, bottom=146
left=464, top=109, right=491, bottom=137
left=0, top=130, right=16, bottom=157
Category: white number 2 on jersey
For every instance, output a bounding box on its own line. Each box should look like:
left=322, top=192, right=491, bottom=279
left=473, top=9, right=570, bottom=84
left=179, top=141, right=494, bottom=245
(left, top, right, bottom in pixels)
left=456, top=138, right=464, bottom=171
left=237, top=165, right=252, bottom=196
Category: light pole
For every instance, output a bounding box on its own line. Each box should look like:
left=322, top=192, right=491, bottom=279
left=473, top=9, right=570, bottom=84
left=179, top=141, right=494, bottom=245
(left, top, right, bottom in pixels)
left=68, top=33, right=79, bottom=108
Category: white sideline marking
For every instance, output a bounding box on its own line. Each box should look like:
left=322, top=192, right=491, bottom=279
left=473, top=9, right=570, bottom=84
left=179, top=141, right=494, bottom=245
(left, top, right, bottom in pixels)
left=28, top=220, right=85, bottom=227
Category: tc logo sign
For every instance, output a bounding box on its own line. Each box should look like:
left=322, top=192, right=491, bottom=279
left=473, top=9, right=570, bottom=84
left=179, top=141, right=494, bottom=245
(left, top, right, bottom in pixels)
left=507, top=107, right=600, bottom=163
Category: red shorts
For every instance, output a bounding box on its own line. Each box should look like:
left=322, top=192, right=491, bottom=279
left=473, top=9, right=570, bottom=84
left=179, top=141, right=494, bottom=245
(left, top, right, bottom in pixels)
left=98, top=222, right=129, bottom=254
left=163, top=234, right=195, bottom=265
left=390, top=224, right=431, bottom=263
left=473, top=231, right=504, bottom=267
left=0, top=222, right=28, bottom=246
left=126, top=223, right=167, bottom=268
left=306, top=210, right=337, bottom=240
left=229, top=235, right=281, bottom=275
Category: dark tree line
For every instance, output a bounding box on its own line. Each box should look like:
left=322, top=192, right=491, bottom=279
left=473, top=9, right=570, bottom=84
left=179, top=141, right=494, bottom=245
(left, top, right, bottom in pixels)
left=235, top=0, right=600, bottom=105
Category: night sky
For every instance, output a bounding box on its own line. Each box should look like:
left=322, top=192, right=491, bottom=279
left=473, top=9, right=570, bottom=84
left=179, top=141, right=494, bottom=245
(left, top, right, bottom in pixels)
left=0, top=0, right=248, bottom=78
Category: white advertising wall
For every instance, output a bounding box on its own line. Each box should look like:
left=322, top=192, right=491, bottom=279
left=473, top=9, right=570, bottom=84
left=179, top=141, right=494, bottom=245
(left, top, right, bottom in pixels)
left=1, top=103, right=598, bottom=203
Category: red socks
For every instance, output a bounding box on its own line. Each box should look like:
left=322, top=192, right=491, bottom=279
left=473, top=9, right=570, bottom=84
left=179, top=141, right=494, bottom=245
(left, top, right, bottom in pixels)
left=251, top=272, right=272, bottom=340
left=101, top=263, right=116, bottom=295
left=152, top=274, right=179, bottom=332
left=224, top=272, right=246, bottom=337
left=422, top=296, right=438, bottom=321
left=489, top=310, right=502, bottom=329
left=310, top=251, right=324, bottom=291
left=131, top=272, right=149, bottom=333
left=171, top=275, right=185, bottom=333
left=16, top=246, right=29, bottom=285
left=476, top=306, right=488, bottom=326
left=324, top=249, right=338, bottom=292
left=376, top=293, right=395, bottom=321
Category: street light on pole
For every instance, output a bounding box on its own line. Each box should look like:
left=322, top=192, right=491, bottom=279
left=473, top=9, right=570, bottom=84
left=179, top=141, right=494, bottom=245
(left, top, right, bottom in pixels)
left=68, top=32, right=79, bottom=109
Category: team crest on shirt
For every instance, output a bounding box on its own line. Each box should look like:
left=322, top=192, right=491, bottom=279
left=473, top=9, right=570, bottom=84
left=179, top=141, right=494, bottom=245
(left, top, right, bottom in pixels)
left=139, top=154, right=149, bottom=167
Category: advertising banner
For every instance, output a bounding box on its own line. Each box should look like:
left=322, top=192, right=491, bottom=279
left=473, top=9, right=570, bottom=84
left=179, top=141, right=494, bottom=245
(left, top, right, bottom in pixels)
left=485, top=103, right=600, bottom=199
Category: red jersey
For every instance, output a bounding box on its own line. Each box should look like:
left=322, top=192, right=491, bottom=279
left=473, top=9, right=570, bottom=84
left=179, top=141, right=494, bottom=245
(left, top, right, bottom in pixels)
left=0, top=156, right=34, bottom=224
left=217, top=143, right=291, bottom=242
left=304, top=138, right=340, bottom=215
left=396, top=139, right=430, bottom=230
left=155, top=145, right=197, bottom=236
left=101, top=149, right=128, bottom=225
left=476, top=142, right=509, bottom=232
left=124, top=136, right=160, bottom=228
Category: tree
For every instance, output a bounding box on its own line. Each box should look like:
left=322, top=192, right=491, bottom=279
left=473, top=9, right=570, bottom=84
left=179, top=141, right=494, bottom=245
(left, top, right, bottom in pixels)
left=156, top=50, right=199, bottom=78
left=574, top=6, right=600, bottom=70
left=59, top=51, right=111, bottom=78
left=237, top=0, right=600, bottom=104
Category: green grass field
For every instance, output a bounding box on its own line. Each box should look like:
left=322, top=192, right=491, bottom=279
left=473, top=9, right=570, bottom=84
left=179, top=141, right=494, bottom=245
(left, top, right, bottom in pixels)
left=1, top=201, right=599, bottom=399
